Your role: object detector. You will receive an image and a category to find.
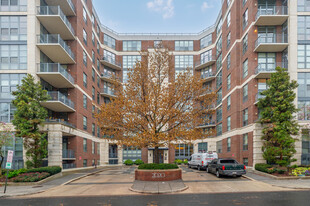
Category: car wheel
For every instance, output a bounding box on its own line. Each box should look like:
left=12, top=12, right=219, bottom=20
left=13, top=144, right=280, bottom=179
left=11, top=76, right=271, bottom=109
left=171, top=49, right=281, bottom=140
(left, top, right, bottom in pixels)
left=198, top=165, right=201, bottom=171
left=206, top=167, right=209, bottom=173
left=216, top=170, right=221, bottom=178
left=188, top=164, right=191, bottom=169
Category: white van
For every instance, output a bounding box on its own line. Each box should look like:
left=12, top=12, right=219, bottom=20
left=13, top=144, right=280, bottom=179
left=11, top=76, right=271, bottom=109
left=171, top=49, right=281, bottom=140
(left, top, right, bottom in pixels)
left=188, top=152, right=218, bottom=170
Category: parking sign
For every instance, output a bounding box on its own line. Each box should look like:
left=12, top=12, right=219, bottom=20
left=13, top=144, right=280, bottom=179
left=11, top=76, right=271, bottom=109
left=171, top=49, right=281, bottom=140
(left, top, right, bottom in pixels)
left=5, top=150, right=14, bottom=169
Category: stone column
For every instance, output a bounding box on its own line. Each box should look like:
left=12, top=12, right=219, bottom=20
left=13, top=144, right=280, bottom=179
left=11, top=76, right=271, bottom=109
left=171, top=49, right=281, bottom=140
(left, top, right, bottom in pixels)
left=253, top=124, right=265, bottom=166
left=118, top=145, right=123, bottom=165
left=100, top=140, right=109, bottom=165
left=47, top=131, right=62, bottom=167
left=164, top=150, right=169, bottom=163
left=148, top=150, right=153, bottom=163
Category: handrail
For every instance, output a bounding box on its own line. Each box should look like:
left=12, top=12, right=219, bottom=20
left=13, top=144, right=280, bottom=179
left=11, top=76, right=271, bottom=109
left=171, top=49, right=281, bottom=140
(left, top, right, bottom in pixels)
left=46, top=91, right=75, bottom=109
left=256, top=6, right=288, bottom=20
left=37, top=63, right=74, bottom=84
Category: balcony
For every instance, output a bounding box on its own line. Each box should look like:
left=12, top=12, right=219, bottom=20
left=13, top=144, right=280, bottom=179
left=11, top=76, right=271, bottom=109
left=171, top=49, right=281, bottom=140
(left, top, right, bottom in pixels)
left=41, top=91, right=75, bottom=112
left=45, top=118, right=76, bottom=128
left=254, top=92, right=265, bottom=105
left=37, top=34, right=75, bottom=64
left=197, top=121, right=216, bottom=129
left=195, top=56, right=216, bottom=70
left=255, top=6, right=288, bottom=26
left=254, top=34, right=288, bottom=52
left=63, top=163, right=76, bottom=169
left=101, top=73, right=121, bottom=84
left=44, top=0, right=76, bottom=16
left=37, top=6, right=75, bottom=40
left=37, top=63, right=75, bottom=88
left=63, top=149, right=75, bottom=160
left=201, top=72, right=215, bottom=83
left=254, top=62, right=287, bottom=79
left=100, top=56, right=122, bottom=71
left=101, top=88, right=117, bottom=98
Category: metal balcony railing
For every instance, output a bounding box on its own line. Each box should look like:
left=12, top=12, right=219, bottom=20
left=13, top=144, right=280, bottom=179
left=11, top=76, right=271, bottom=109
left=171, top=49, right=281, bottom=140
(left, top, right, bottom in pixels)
left=67, top=0, right=76, bottom=13
left=201, top=72, right=215, bottom=79
left=63, top=149, right=75, bottom=159
left=37, top=34, right=75, bottom=60
left=255, top=34, right=288, bottom=48
left=102, top=56, right=122, bottom=68
left=195, top=55, right=216, bottom=67
left=63, top=163, right=76, bottom=169
left=101, top=88, right=115, bottom=96
left=255, top=62, right=288, bottom=74
left=47, top=91, right=75, bottom=109
left=256, top=6, right=288, bottom=20
left=37, top=6, right=75, bottom=35
left=45, top=118, right=76, bottom=128
left=37, top=63, right=74, bottom=84
left=198, top=121, right=216, bottom=127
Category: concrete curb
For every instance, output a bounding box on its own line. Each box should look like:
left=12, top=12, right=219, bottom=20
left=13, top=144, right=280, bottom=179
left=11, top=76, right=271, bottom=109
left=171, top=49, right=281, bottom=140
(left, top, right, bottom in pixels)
left=0, top=172, right=63, bottom=186
left=252, top=170, right=310, bottom=180
left=129, top=185, right=189, bottom=194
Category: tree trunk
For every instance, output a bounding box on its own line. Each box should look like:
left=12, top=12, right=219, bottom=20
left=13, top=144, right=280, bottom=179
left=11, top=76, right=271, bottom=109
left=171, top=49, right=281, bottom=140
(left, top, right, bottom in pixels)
left=154, top=146, right=159, bottom=164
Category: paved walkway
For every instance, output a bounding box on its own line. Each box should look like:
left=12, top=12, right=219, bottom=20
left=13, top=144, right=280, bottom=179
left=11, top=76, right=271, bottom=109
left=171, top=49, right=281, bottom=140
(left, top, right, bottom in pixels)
left=245, top=170, right=310, bottom=189
left=0, top=166, right=121, bottom=197
left=130, top=180, right=188, bottom=193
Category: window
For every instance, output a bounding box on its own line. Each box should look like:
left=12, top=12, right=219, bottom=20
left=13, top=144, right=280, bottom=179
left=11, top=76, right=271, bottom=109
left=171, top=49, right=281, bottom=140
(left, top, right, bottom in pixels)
left=83, top=50, right=87, bottom=66
left=83, top=138, right=87, bottom=152
left=92, top=105, right=95, bottom=117
left=83, top=116, right=87, bottom=130
left=123, top=56, right=141, bottom=82
left=227, top=74, right=231, bottom=90
left=92, top=87, right=95, bottom=99
left=103, top=50, right=116, bottom=64
left=0, top=0, right=27, bottom=12
left=227, top=95, right=231, bottom=111
left=0, top=103, right=16, bottom=123
left=227, top=32, right=231, bottom=49
left=91, top=14, right=95, bottom=25
left=298, top=45, right=310, bottom=69
left=217, top=88, right=222, bottom=106
left=97, top=24, right=100, bottom=36
left=97, top=75, right=100, bottom=87
left=216, top=35, right=222, bottom=55
left=243, top=9, right=248, bottom=30
left=154, top=40, right=162, bottom=47
left=83, top=94, right=87, bottom=108
left=0, top=73, right=25, bottom=101
left=216, top=123, right=222, bottom=136
left=0, top=45, right=27, bottom=70
left=97, top=126, right=100, bottom=137
left=243, top=59, right=248, bottom=78
left=175, top=56, right=193, bottom=76
left=227, top=137, right=231, bottom=152
left=216, top=18, right=222, bottom=36
left=216, top=107, right=222, bottom=123
left=227, top=53, right=231, bottom=70
left=92, top=124, right=95, bottom=136
left=97, top=143, right=100, bottom=154
left=92, top=50, right=95, bottom=63
left=83, top=7, right=87, bottom=24
left=258, top=53, right=276, bottom=71
left=243, top=158, right=248, bottom=166
left=97, top=41, right=100, bottom=53
left=227, top=116, right=231, bottom=131
left=227, top=0, right=231, bottom=7
left=227, top=11, right=231, bottom=27
left=216, top=70, right=222, bottom=89
left=243, top=133, right=248, bottom=150
left=242, top=34, right=248, bottom=54
left=201, top=50, right=212, bottom=64
left=97, top=92, right=100, bottom=104
left=242, top=108, right=248, bottom=126
left=216, top=140, right=222, bottom=153
left=92, top=69, right=95, bottom=81
left=200, top=34, right=212, bottom=49
left=97, top=59, right=100, bottom=71
left=298, top=73, right=310, bottom=120
left=243, top=0, right=247, bottom=7
left=123, top=146, right=142, bottom=162
left=198, top=142, right=208, bottom=153
left=83, top=72, right=87, bottom=88
left=83, top=159, right=87, bottom=167
left=298, top=0, right=310, bottom=12
left=92, top=32, right=95, bottom=45
left=174, top=144, right=193, bottom=160
left=0, top=16, right=27, bottom=41
left=243, top=84, right=248, bottom=102
left=216, top=53, right=222, bottom=72
left=104, top=34, right=115, bottom=49
left=175, top=41, right=193, bottom=51
left=83, top=29, right=87, bottom=45
left=123, top=41, right=141, bottom=51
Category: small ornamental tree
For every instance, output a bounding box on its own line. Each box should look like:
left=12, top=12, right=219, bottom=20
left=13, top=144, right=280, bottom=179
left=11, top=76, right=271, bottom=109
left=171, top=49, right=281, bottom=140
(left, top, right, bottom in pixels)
left=12, top=74, right=50, bottom=168
left=97, top=45, right=216, bottom=164
left=258, top=67, right=299, bottom=167
left=0, top=122, right=13, bottom=173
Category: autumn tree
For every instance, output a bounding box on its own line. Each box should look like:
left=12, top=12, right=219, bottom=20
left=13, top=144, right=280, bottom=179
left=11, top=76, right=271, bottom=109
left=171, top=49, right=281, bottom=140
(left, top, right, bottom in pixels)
left=258, top=67, right=299, bottom=167
left=12, top=74, right=50, bottom=168
left=0, top=122, right=13, bottom=173
left=97, top=45, right=216, bottom=163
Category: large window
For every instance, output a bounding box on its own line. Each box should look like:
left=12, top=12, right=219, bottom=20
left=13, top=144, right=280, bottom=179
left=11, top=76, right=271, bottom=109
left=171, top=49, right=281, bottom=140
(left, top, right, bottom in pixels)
left=83, top=50, right=87, bottom=66
left=243, top=59, right=248, bottom=78
left=217, top=88, right=222, bottom=106
left=258, top=52, right=276, bottom=71
left=83, top=116, right=87, bottom=130
left=216, top=35, right=222, bottom=55
left=83, top=7, right=87, bottom=24
left=227, top=32, right=231, bottom=49
left=92, top=141, right=95, bottom=153
left=242, top=34, right=248, bottom=54
left=242, top=108, right=248, bottom=126
left=175, top=55, right=193, bottom=76
left=227, top=95, right=231, bottom=111
left=123, top=56, right=141, bottom=82
left=216, top=53, right=222, bottom=72
left=227, top=74, right=231, bottom=90
left=227, top=53, right=231, bottom=70
left=227, top=116, right=231, bottom=131
left=198, top=142, right=208, bottom=153
left=83, top=94, right=87, bottom=109
left=243, top=84, right=248, bottom=102
left=83, top=138, right=87, bottom=152
left=0, top=103, right=15, bottom=123
left=216, top=140, right=222, bottom=153
left=174, top=144, right=193, bottom=160
left=103, top=50, right=116, bottom=64
left=216, top=107, right=222, bottom=123
left=201, top=50, right=212, bottom=64
left=83, top=29, right=87, bottom=45
left=0, top=0, right=27, bottom=12
left=298, top=45, right=310, bottom=69
left=0, top=16, right=27, bottom=41
left=200, top=34, right=212, bottom=49
left=104, top=34, right=115, bottom=49
left=175, top=41, right=193, bottom=51
left=123, top=146, right=141, bottom=162
left=298, top=0, right=310, bottom=12
left=216, top=70, right=222, bottom=89
left=0, top=45, right=27, bottom=70
left=243, top=133, right=248, bottom=150
left=227, top=137, right=231, bottom=152
left=0, top=73, right=25, bottom=100
left=301, top=130, right=310, bottom=165
left=227, top=11, right=231, bottom=28
left=298, top=16, right=310, bottom=43
left=123, top=41, right=141, bottom=51
left=243, top=9, right=248, bottom=30
left=216, top=123, right=222, bottom=136
left=83, top=72, right=87, bottom=88
left=216, top=18, right=222, bottom=36
left=298, top=73, right=310, bottom=120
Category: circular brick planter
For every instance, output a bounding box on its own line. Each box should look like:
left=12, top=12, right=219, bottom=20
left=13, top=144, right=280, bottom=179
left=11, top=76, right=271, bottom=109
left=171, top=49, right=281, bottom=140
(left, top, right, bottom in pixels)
left=135, top=168, right=182, bottom=181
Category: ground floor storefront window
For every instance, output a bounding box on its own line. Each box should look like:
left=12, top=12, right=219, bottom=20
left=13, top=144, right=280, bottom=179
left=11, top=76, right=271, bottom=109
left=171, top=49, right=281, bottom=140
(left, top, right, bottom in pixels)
left=302, top=130, right=310, bottom=165
left=174, top=144, right=193, bottom=160
left=198, top=142, right=208, bottom=153
left=123, top=146, right=141, bottom=162
left=109, top=144, right=118, bottom=164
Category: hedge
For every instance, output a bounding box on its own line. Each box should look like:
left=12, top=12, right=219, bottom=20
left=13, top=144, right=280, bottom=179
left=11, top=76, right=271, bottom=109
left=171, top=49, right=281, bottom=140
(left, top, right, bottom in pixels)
left=255, top=163, right=272, bottom=173
left=138, top=163, right=179, bottom=170
left=124, top=159, right=134, bottom=165
left=26, top=166, right=62, bottom=175
left=134, top=159, right=144, bottom=165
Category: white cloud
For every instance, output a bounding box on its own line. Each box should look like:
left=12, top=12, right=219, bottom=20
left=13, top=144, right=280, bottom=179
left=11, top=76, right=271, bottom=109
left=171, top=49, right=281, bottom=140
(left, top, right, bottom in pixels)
left=147, top=0, right=175, bottom=19
left=201, top=1, right=212, bottom=11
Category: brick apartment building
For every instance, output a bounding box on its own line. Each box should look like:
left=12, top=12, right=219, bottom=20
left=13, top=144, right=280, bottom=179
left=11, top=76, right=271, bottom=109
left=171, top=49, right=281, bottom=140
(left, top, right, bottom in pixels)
left=0, top=0, right=309, bottom=169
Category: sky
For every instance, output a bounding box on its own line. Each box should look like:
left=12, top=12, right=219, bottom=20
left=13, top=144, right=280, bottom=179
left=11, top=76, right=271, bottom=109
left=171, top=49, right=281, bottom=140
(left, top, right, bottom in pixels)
left=92, top=0, right=222, bottom=34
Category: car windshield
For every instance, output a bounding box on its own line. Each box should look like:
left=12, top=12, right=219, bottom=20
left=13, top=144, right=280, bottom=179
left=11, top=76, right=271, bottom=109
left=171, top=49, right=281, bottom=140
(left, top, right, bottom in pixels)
left=220, top=160, right=236, bottom=164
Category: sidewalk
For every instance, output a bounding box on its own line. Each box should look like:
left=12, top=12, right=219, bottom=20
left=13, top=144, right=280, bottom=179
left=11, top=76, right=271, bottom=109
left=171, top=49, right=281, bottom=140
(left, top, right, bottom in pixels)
left=0, top=166, right=121, bottom=198
left=245, top=170, right=310, bottom=189
left=130, top=180, right=188, bottom=194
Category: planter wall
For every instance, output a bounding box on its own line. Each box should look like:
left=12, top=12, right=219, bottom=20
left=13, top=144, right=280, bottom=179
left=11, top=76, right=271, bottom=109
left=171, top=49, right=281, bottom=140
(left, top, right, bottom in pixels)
left=135, top=168, right=182, bottom=181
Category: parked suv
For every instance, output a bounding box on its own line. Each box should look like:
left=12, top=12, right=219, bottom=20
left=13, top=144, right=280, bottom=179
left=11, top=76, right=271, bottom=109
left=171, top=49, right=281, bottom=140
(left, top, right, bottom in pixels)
left=188, top=152, right=218, bottom=170
left=207, top=158, right=246, bottom=178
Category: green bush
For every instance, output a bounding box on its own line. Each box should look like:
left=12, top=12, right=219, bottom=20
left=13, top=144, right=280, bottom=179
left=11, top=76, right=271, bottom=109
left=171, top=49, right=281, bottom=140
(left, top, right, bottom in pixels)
left=124, top=159, right=134, bottom=165
left=138, top=163, right=179, bottom=170
left=8, top=168, right=27, bottom=179
left=11, top=172, right=50, bottom=182
left=26, top=166, right=61, bottom=175
left=134, top=159, right=144, bottom=165
left=290, top=164, right=298, bottom=169
left=174, top=159, right=183, bottom=165
left=183, top=159, right=188, bottom=164
left=255, top=163, right=272, bottom=173
left=277, top=169, right=286, bottom=174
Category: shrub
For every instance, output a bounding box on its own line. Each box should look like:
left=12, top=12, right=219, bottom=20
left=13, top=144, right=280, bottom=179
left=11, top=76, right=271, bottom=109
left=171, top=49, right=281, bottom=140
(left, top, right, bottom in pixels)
left=266, top=168, right=277, bottom=174
left=124, top=159, right=134, bottom=165
left=134, top=159, right=144, bottom=165
left=11, top=172, right=50, bottom=182
left=183, top=159, right=188, bottom=164
left=291, top=167, right=310, bottom=176
left=174, top=159, right=182, bottom=165
left=27, top=166, right=61, bottom=175
left=290, top=164, right=298, bottom=169
left=8, top=168, right=27, bottom=179
left=255, top=163, right=272, bottom=173
left=138, top=163, right=179, bottom=170
left=277, top=169, right=286, bottom=174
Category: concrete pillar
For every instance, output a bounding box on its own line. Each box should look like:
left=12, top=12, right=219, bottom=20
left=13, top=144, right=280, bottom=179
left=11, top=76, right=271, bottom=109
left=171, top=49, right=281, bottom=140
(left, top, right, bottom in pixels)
left=118, top=145, right=123, bottom=164
left=164, top=150, right=169, bottom=163
left=148, top=150, right=153, bottom=163
left=47, top=131, right=62, bottom=167
left=253, top=124, right=265, bottom=166
left=100, top=140, right=109, bottom=165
